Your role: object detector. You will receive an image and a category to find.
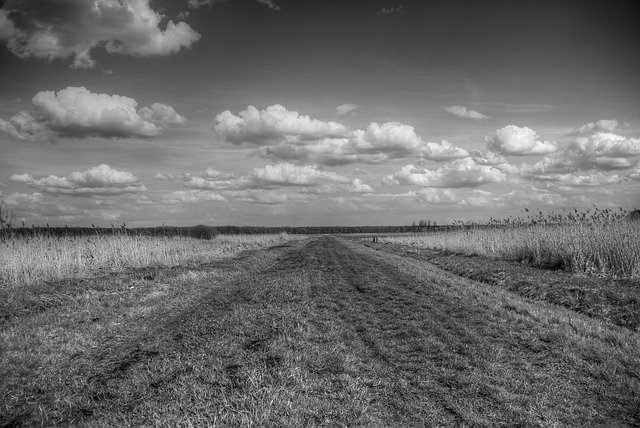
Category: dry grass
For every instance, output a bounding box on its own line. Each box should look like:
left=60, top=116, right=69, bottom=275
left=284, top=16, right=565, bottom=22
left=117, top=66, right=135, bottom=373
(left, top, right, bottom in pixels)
left=383, top=211, right=640, bottom=279
left=0, top=233, right=301, bottom=288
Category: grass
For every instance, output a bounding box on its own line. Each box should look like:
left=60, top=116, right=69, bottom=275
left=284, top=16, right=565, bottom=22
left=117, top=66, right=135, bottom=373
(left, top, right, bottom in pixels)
left=382, top=209, right=640, bottom=279
left=1, top=236, right=639, bottom=426
left=0, top=233, right=301, bottom=288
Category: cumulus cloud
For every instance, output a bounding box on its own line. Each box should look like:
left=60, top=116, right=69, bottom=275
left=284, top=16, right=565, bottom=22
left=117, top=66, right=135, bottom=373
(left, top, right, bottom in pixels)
left=383, top=158, right=507, bottom=188
left=162, top=190, right=226, bottom=204
left=486, top=125, right=557, bottom=156
left=219, top=105, right=470, bottom=165
left=570, top=132, right=640, bottom=159
left=0, top=87, right=185, bottom=140
left=138, top=103, right=186, bottom=125
left=444, top=105, right=490, bottom=121
left=214, top=104, right=348, bottom=145
left=0, top=0, right=200, bottom=68
left=250, top=163, right=351, bottom=186
left=570, top=119, right=619, bottom=135
left=156, top=163, right=373, bottom=203
left=336, top=103, right=359, bottom=116
left=521, top=132, right=640, bottom=180
left=10, top=164, right=146, bottom=196
left=0, top=111, right=51, bottom=141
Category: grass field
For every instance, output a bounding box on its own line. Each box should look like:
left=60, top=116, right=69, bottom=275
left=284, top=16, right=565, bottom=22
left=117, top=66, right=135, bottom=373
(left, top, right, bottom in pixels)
left=1, top=219, right=639, bottom=426
left=0, top=233, right=299, bottom=288
left=1, top=236, right=639, bottom=426
left=381, top=211, right=640, bottom=279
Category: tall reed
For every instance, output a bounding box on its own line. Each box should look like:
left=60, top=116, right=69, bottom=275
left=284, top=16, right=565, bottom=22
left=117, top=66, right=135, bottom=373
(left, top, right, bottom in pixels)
left=384, top=208, right=640, bottom=279
left=0, top=233, right=300, bottom=288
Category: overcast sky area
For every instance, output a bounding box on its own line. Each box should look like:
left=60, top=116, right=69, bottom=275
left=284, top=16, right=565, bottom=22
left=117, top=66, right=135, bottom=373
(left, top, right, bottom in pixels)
left=0, top=0, right=639, bottom=226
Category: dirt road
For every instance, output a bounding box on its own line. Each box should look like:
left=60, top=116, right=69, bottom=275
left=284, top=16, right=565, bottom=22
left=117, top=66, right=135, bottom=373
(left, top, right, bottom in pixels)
left=3, top=236, right=640, bottom=427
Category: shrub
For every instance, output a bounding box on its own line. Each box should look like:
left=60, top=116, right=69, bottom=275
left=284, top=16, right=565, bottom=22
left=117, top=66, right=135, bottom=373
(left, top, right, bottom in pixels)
left=189, top=225, right=217, bottom=240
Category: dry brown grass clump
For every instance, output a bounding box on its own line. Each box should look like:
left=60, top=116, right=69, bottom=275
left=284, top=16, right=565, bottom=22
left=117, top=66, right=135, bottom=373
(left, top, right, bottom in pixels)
left=385, top=208, right=640, bottom=279
left=0, top=233, right=300, bottom=288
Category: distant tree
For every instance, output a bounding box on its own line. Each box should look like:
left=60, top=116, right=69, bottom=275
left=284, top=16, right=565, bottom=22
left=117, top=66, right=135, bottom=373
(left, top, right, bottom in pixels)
left=629, top=209, right=640, bottom=221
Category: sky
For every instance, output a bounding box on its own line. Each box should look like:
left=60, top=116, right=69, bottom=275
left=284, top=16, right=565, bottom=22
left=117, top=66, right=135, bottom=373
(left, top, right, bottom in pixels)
left=0, top=0, right=639, bottom=227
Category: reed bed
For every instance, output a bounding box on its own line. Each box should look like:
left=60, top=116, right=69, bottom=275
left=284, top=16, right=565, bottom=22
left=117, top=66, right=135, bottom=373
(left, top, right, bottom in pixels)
left=0, top=233, right=300, bottom=288
left=384, top=209, right=640, bottom=279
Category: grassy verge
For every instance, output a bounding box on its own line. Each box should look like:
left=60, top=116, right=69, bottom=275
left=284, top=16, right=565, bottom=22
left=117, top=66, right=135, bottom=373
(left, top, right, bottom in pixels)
left=382, top=218, right=640, bottom=279
left=0, top=233, right=301, bottom=288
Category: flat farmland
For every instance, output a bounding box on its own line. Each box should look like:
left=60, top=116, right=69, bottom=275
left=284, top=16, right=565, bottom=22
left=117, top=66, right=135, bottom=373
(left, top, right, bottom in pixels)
left=2, top=236, right=639, bottom=427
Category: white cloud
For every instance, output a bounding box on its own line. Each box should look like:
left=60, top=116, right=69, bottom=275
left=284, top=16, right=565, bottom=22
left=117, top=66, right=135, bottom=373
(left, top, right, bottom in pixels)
left=228, top=190, right=288, bottom=205
left=4, top=192, right=44, bottom=206
left=214, top=104, right=349, bottom=145
left=162, top=190, right=226, bottom=204
left=377, top=6, right=403, bottom=15
left=486, top=125, right=557, bottom=156
left=256, top=0, right=280, bottom=10
left=522, top=132, right=640, bottom=179
left=224, top=107, right=471, bottom=165
left=138, top=103, right=186, bottom=125
left=157, top=163, right=373, bottom=201
left=10, top=164, right=146, bottom=196
left=570, top=119, right=619, bottom=135
left=570, top=132, right=640, bottom=158
left=0, top=111, right=51, bottom=141
left=444, top=105, right=490, bottom=121
left=0, top=87, right=186, bottom=140
left=384, top=158, right=507, bottom=188
left=188, top=0, right=280, bottom=10
left=250, top=163, right=351, bottom=186
left=336, top=103, right=359, bottom=116
left=0, top=0, right=200, bottom=69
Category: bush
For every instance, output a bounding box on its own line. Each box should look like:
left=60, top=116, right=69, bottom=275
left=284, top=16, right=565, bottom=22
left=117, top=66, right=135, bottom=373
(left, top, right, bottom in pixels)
left=189, top=225, right=217, bottom=240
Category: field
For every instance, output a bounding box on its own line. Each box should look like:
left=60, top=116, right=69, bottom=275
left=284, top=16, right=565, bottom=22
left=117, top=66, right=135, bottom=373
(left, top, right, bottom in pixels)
left=382, top=217, right=640, bottom=279
left=1, top=227, right=640, bottom=426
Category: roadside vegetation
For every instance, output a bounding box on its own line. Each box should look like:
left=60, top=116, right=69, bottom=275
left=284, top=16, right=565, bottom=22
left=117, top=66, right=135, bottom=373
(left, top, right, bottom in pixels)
left=384, top=208, right=640, bottom=279
left=0, top=233, right=299, bottom=288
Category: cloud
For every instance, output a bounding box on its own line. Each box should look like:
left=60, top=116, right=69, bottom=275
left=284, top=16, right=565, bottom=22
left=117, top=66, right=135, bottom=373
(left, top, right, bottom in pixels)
left=138, top=103, right=186, bottom=125
left=0, top=0, right=200, bottom=69
left=188, top=0, right=280, bottom=10
left=218, top=105, right=470, bottom=165
left=157, top=163, right=373, bottom=202
left=4, top=192, right=44, bottom=206
left=256, top=0, right=280, bottom=10
left=377, top=6, right=403, bottom=15
left=570, top=132, right=640, bottom=158
left=384, top=158, right=507, bottom=188
left=0, top=87, right=186, bottom=140
left=522, top=131, right=640, bottom=179
left=214, top=104, right=349, bottom=145
left=227, top=190, right=288, bottom=205
left=336, top=103, right=359, bottom=116
left=444, top=105, right=490, bottom=121
left=0, top=111, right=51, bottom=141
left=162, top=190, right=226, bottom=204
left=250, top=163, right=352, bottom=186
left=10, top=164, right=146, bottom=196
left=486, top=125, right=557, bottom=156
left=570, top=119, right=619, bottom=135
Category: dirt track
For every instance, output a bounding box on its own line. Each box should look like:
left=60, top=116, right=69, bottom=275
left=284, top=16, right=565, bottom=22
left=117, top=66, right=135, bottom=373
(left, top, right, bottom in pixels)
left=2, top=236, right=640, bottom=427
